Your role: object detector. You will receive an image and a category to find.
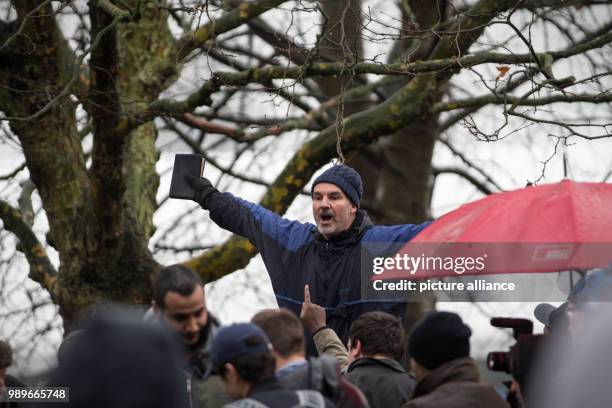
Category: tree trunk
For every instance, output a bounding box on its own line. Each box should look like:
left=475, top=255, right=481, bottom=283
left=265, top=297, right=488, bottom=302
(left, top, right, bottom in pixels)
left=0, top=1, right=173, bottom=328
left=350, top=0, right=450, bottom=338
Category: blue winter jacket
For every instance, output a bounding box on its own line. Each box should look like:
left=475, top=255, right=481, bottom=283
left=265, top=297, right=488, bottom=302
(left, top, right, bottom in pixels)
left=207, top=192, right=430, bottom=355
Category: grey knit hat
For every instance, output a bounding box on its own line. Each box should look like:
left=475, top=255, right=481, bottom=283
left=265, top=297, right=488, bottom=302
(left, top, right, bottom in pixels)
left=312, top=165, right=363, bottom=207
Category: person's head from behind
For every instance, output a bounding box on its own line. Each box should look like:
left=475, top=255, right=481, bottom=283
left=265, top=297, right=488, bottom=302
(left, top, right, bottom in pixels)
left=312, top=165, right=362, bottom=239
left=153, top=264, right=208, bottom=346
left=0, top=339, right=13, bottom=394
left=252, top=308, right=305, bottom=370
left=535, top=303, right=569, bottom=335
left=208, top=323, right=274, bottom=400
left=47, top=308, right=189, bottom=408
left=347, top=311, right=405, bottom=364
left=408, top=311, right=472, bottom=381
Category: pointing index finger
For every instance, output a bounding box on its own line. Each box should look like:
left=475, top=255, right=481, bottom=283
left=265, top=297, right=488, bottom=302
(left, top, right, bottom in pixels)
left=304, top=284, right=311, bottom=303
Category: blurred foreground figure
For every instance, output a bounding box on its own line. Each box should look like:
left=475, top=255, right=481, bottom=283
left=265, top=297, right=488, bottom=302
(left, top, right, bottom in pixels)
left=46, top=308, right=189, bottom=408
left=532, top=302, right=612, bottom=408
left=565, top=266, right=612, bottom=339
left=0, top=339, right=25, bottom=408
left=533, top=303, right=569, bottom=335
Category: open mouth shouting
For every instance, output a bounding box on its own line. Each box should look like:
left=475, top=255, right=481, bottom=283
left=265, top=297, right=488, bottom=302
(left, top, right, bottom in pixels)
left=318, top=209, right=335, bottom=226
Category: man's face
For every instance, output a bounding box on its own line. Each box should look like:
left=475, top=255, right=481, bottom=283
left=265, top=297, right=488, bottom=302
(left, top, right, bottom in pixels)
left=159, top=285, right=208, bottom=346
left=312, top=183, right=357, bottom=239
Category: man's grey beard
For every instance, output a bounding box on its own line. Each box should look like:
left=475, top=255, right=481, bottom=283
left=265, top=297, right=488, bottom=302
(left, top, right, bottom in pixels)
left=317, top=224, right=340, bottom=238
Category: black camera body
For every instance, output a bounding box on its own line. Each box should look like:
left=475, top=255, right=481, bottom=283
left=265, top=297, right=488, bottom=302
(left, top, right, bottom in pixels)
left=486, top=317, right=533, bottom=373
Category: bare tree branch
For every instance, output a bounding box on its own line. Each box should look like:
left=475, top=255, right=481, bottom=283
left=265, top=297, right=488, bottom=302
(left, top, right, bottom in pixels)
left=432, top=92, right=612, bottom=115
left=432, top=166, right=495, bottom=195
left=184, top=0, right=536, bottom=279
left=0, top=200, right=57, bottom=296
left=136, top=26, right=612, bottom=128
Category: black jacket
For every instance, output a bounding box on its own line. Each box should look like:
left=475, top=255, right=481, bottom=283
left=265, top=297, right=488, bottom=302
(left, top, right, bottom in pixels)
left=207, top=192, right=429, bottom=354
left=345, top=357, right=414, bottom=408
left=186, top=314, right=229, bottom=408
left=143, top=309, right=226, bottom=407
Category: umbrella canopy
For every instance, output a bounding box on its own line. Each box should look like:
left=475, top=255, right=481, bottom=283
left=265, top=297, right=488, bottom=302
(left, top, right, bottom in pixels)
left=383, top=180, right=612, bottom=279
left=415, top=179, right=612, bottom=243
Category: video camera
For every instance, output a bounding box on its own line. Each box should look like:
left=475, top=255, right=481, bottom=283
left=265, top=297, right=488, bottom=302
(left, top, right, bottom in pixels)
left=486, top=317, right=533, bottom=373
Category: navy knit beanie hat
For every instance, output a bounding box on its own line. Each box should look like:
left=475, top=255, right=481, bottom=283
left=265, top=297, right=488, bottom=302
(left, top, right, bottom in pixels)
left=409, top=311, right=472, bottom=370
left=312, top=165, right=363, bottom=207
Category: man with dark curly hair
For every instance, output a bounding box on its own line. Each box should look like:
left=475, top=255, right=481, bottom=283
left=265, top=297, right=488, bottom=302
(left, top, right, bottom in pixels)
left=345, top=311, right=415, bottom=408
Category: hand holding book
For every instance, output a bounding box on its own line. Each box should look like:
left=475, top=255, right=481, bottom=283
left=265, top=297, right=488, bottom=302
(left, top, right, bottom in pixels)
left=169, top=154, right=217, bottom=208
left=184, top=174, right=217, bottom=209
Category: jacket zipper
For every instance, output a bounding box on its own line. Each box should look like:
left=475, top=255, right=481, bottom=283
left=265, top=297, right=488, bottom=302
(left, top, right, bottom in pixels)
left=186, top=375, right=193, bottom=408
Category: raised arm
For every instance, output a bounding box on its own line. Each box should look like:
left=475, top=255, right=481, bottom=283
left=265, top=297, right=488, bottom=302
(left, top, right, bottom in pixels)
left=186, top=175, right=315, bottom=255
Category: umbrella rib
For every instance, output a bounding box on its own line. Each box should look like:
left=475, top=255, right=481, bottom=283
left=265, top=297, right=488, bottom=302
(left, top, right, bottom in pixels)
left=566, top=181, right=580, bottom=244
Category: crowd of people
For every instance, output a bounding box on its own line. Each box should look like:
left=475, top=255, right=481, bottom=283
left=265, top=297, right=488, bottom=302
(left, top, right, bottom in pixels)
left=2, top=263, right=609, bottom=408
left=1, top=164, right=610, bottom=407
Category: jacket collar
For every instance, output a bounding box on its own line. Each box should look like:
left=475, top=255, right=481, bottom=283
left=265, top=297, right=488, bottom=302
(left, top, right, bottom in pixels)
left=412, top=357, right=480, bottom=398
left=247, top=377, right=284, bottom=396
left=189, top=313, right=221, bottom=377
left=313, top=210, right=373, bottom=244
left=347, top=356, right=407, bottom=374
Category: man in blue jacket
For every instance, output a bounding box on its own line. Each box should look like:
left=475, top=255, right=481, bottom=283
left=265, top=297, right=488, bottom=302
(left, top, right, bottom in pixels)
left=186, top=164, right=429, bottom=355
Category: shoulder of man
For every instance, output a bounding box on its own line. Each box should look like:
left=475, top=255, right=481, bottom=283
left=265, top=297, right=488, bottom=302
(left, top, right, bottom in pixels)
left=223, top=398, right=271, bottom=408
left=309, top=355, right=341, bottom=391
left=403, top=381, right=507, bottom=408
left=192, top=373, right=230, bottom=408
left=363, top=222, right=430, bottom=240
left=309, top=355, right=369, bottom=407
left=294, top=389, right=332, bottom=408
left=5, top=374, right=26, bottom=387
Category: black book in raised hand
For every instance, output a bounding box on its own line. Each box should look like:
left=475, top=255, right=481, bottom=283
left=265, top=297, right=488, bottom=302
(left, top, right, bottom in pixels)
left=169, top=154, right=205, bottom=200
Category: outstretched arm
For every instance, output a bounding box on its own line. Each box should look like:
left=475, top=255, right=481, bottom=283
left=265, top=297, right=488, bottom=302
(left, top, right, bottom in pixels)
left=186, top=175, right=314, bottom=254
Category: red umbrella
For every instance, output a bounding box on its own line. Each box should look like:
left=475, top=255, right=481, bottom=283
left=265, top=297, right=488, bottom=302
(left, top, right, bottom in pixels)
left=381, top=180, right=612, bottom=279
left=415, top=179, right=612, bottom=243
